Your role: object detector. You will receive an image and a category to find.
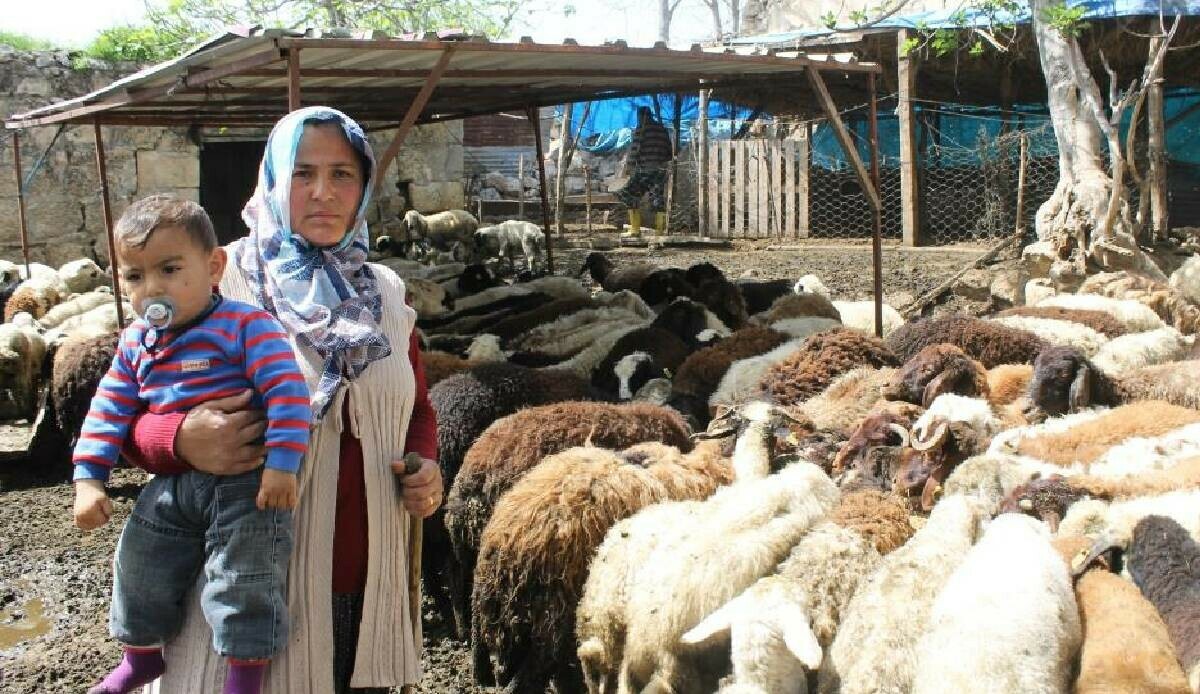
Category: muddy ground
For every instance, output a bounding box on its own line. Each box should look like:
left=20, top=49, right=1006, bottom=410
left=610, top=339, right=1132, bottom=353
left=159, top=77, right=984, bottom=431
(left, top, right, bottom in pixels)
left=0, top=241, right=985, bottom=693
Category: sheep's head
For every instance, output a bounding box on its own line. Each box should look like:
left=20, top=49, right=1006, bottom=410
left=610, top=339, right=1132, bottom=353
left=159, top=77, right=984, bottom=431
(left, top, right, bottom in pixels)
left=793, top=274, right=830, bottom=297
left=684, top=261, right=724, bottom=287
left=832, top=409, right=915, bottom=476
left=999, top=473, right=1090, bottom=532
left=613, top=352, right=660, bottom=400
left=639, top=269, right=693, bottom=307
left=459, top=264, right=499, bottom=294
left=1027, top=345, right=1095, bottom=419
left=698, top=401, right=811, bottom=469
left=579, top=252, right=611, bottom=283
left=402, top=209, right=425, bottom=237
left=883, top=343, right=989, bottom=407
left=694, top=278, right=750, bottom=330
left=901, top=400, right=999, bottom=510
left=651, top=298, right=709, bottom=346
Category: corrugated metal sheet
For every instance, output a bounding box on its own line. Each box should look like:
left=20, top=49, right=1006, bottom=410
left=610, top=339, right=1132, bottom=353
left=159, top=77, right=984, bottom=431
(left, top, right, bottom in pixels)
left=5, top=27, right=878, bottom=130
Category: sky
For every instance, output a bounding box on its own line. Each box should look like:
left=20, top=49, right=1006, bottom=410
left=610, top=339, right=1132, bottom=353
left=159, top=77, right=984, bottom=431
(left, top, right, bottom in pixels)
left=2, top=0, right=721, bottom=48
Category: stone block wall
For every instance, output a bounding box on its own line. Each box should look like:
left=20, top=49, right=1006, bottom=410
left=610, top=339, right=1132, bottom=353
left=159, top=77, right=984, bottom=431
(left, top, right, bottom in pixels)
left=0, top=49, right=465, bottom=268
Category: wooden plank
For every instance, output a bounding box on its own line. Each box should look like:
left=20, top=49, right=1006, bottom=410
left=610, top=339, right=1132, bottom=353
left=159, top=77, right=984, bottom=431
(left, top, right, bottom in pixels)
left=729, top=140, right=739, bottom=237
left=897, top=29, right=921, bottom=246
left=720, top=140, right=732, bottom=238
left=798, top=125, right=811, bottom=237
left=806, top=67, right=881, bottom=212
left=747, top=140, right=760, bottom=238
left=757, top=140, right=768, bottom=238
left=783, top=138, right=796, bottom=238
left=697, top=89, right=709, bottom=237
left=771, top=138, right=783, bottom=238
left=287, top=47, right=301, bottom=111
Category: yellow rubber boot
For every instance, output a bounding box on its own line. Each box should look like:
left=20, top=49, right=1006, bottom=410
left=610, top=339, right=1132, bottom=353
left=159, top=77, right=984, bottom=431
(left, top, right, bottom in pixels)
left=622, top=209, right=642, bottom=238
left=654, top=212, right=667, bottom=234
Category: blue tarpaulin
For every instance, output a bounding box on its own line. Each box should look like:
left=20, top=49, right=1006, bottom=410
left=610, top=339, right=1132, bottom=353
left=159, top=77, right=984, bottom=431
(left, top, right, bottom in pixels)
left=559, top=94, right=761, bottom=153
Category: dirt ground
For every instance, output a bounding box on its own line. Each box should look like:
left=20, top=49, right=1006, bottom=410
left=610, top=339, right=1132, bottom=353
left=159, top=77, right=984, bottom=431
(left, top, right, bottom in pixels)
left=0, top=241, right=985, bottom=693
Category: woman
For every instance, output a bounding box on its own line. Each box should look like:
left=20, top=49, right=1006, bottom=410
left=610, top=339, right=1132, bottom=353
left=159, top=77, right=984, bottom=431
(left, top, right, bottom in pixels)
left=121, top=106, right=442, bottom=693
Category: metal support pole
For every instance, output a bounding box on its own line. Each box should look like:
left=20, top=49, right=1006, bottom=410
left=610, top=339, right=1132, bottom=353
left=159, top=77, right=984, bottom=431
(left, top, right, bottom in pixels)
left=517, top=153, right=526, bottom=221
left=11, top=132, right=32, bottom=277
left=93, top=119, right=126, bottom=329
left=868, top=73, right=884, bottom=338
left=287, top=47, right=302, bottom=112
left=528, top=106, right=555, bottom=273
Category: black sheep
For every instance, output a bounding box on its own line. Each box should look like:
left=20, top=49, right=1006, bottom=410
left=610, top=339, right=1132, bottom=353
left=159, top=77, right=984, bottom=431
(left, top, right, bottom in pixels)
left=736, top=278, right=794, bottom=315
left=1128, top=515, right=1200, bottom=686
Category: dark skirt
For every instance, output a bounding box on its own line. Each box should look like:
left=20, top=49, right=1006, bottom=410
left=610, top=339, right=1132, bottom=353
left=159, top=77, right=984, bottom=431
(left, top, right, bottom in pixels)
left=332, top=592, right=391, bottom=694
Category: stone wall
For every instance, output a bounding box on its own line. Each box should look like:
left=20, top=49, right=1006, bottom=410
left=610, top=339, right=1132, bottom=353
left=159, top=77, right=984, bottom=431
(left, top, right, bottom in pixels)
left=0, top=49, right=464, bottom=267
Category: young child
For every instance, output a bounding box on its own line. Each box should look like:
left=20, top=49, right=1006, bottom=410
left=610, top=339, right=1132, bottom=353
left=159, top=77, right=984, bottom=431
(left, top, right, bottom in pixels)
left=72, top=194, right=311, bottom=694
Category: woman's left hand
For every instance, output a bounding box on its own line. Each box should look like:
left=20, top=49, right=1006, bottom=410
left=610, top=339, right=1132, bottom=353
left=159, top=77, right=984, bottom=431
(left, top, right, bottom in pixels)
left=394, top=456, right=443, bottom=519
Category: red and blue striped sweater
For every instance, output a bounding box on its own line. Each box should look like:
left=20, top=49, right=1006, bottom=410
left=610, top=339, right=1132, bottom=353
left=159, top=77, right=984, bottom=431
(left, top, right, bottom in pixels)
left=72, top=296, right=311, bottom=482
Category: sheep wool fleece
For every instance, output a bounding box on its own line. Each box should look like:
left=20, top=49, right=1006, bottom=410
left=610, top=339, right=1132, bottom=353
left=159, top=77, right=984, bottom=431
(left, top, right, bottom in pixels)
left=143, top=258, right=420, bottom=694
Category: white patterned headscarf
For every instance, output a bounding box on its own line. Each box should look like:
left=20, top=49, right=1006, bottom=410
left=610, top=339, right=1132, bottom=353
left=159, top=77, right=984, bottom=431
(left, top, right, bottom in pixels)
left=232, top=106, right=390, bottom=420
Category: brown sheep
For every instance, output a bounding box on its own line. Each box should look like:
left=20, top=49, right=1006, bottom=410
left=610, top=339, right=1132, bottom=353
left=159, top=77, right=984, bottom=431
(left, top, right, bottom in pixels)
left=886, top=314, right=1047, bottom=368
left=831, top=404, right=923, bottom=478
left=1000, top=475, right=1092, bottom=531
left=1081, top=271, right=1200, bottom=336
left=471, top=444, right=724, bottom=693
left=1004, top=458, right=1200, bottom=521
left=444, top=401, right=692, bottom=638
left=669, top=326, right=789, bottom=424
left=800, top=366, right=898, bottom=436
left=618, top=439, right=734, bottom=499
left=997, top=306, right=1128, bottom=338
left=755, top=292, right=842, bottom=324
left=1128, top=516, right=1200, bottom=691
left=1052, top=534, right=1192, bottom=694
left=4, top=284, right=56, bottom=321
left=49, top=328, right=121, bottom=448
left=986, top=364, right=1033, bottom=407
left=1011, top=401, right=1200, bottom=468
left=760, top=328, right=899, bottom=407
left=882, top=344, right=990, bottom=408
left=830, top=489, right=915, bottom=555
left=423, top=350, right=473, bottom=386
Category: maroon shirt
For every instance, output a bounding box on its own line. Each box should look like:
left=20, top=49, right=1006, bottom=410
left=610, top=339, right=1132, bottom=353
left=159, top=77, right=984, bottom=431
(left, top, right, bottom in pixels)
left=122, top=330, right=439, bottom=593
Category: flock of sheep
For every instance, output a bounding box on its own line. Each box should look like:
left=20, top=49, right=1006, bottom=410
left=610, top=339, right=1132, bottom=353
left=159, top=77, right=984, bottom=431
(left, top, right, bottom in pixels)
left=3, top=228, right=1200, bottom=694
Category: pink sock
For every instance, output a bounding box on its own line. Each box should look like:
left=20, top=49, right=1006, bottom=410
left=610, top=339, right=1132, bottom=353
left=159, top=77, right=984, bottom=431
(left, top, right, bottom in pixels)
left=88, top=646, right=165, bottom=694
left=224, top=658, right=268, bottom=694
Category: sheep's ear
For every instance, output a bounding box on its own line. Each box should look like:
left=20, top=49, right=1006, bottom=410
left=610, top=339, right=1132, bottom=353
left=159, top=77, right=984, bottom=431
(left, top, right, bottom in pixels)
left=1068, top=365, right=1091, bottom=412
left=681, top=598, right=737, bottom=646
left=780, top=609, right=823, bottom=670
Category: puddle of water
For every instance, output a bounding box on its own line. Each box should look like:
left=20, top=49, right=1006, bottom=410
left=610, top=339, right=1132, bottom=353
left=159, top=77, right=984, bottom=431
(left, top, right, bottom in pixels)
left=0, top=599, right=50, bottom=649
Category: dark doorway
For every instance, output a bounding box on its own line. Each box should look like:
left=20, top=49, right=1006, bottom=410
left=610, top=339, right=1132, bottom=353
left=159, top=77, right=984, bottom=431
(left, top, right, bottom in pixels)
left=200, top=140, right=266, bottom=246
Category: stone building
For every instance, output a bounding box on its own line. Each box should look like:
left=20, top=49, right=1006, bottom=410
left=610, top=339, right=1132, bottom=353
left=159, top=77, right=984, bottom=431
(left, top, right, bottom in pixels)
left=0, top=48, right=464, bottom=267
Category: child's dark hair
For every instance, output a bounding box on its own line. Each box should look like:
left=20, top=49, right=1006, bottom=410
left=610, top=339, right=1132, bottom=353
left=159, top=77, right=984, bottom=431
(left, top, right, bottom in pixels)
left=115, top=194, right=217, bottom=252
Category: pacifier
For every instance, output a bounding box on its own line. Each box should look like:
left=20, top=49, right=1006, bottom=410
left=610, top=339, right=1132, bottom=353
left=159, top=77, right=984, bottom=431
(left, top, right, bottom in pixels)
left=141, top=296, right=176, bottom=330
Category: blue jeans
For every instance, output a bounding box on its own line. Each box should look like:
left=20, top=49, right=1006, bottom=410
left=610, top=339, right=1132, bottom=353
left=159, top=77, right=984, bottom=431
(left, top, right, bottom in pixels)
left=109, top=469, right=293, bottom=660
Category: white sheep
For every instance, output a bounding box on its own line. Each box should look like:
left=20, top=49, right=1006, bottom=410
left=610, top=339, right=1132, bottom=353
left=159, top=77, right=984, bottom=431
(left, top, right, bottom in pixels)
left=832, top=301, right=905, bottom=337
left=0, top=322, right=47, bottom=421
left=1169, top=254, right=1200, bottom=305
left=0, top=260, right=20, bottom=285
left=794, top=275, right=830, bottom=297
left=514, top=304, right=648, bottom=356
left=619, top=462, right=838, bottom=694
left=44, top=301, right=133, bottom=343
left=474, top=219, right=545, bottom=273
left=403, top=277, right=449, bottom=317
left=1090, top=326, right=1193, bottom=376
left=912, top=514, right=1081, bottom=694
left=57, top=258, right=106, bottom=294
left=1038, top=293, right=1166, bottom=332
left=4, top=275, right=67, bottom=320
left=37, top=288, right=116, bottom=330
left=402, top=209, right=479, bottom=261
left=1058, top=489, right=1200, bottom=548
left=709, top=338, right=807, bottom=410
left=989, top=314, right=1109, bottom=356
left=817, top=495, right=989, bottom=694
left=769, top=317, right=841, bottom=340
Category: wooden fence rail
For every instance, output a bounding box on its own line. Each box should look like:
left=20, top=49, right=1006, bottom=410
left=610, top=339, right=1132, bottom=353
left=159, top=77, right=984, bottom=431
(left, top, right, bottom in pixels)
left=702, top=134, right=810, bottom=238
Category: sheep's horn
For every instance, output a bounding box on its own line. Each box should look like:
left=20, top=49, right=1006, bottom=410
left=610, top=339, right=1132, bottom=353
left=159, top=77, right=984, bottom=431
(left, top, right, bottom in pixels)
left=912, top=419, right=949, bottom=452
left=886, top=423, right=911, bottom=448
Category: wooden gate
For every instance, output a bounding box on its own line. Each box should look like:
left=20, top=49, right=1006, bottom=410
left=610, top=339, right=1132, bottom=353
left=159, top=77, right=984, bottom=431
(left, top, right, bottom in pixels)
left=699, top=135, right=811, bottom=239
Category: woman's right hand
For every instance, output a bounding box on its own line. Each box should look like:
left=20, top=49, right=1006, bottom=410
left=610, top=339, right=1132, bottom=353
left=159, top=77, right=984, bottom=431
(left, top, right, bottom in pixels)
left=176, top=389, right=269, bottom=475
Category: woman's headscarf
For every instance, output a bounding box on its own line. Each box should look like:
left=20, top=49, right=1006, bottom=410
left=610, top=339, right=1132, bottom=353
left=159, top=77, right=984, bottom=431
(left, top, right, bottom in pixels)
left=232, top=106, right=391, bottom=420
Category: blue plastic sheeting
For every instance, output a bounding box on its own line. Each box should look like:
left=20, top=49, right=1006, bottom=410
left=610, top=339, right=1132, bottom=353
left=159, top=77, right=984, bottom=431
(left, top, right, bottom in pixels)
left=560, top=94, right=760, bottom=153
left=809, top=89, right=1200, bottom=169
left=727, top=0, right=1200, bottom=44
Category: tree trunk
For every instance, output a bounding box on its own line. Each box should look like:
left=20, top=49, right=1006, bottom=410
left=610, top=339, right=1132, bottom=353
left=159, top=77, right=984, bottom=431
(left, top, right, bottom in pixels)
left=1030, top=0, right=1165, bottom=280
left=705, top=0, right=724, bottom=38
left=659, top=0, right=672, bottom=43
left=728, top=0, right=741, bottom=35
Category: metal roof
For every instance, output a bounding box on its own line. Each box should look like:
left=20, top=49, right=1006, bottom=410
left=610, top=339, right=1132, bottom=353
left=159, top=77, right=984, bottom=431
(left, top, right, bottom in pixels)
left=5, top=27, right=879, bottom=130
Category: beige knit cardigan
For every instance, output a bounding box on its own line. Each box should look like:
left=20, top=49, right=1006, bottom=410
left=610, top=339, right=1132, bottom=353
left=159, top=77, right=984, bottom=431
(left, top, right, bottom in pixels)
left=145, top=258, right=421, bottom=693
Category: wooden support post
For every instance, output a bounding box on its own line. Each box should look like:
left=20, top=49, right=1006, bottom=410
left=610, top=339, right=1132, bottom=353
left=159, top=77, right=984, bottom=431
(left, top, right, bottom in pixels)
left=868, top=73, right=884, bottom=339
left=554, top=103, right=573, bottom=235
left=287, top=47, right=301, bottom=112
left=584, top=164, right=593, bottom=234
left=664, top=95, right=683, bottom=234
left=529, top=105, right=555, bottom=273
left=1148, top=35, right=1169, bottom=240
left=92, top=119, right=125, bottom=329
left=372, top=46, right=455, bottom=201
left=517, top=153, right=526, bottom=220
left=1014, top=132, right=1029, bottom=242
left=807, top=67, right=881, bottom=212
left=897, top=28, right=920, bottom=246
left=798, top=122, right=810, bottom=237
left=697, top=89, right=709, bottom=236
left=11, top=132, right=32, bottom=277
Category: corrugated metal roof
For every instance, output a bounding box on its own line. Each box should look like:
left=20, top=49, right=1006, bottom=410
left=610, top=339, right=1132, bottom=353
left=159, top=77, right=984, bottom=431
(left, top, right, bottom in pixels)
left=5, top=27, right=879, bottom=129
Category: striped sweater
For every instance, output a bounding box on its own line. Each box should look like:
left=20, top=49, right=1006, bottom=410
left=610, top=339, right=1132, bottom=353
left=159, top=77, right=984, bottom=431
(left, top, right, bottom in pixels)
left=72, top=296, right=310, bottom=482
